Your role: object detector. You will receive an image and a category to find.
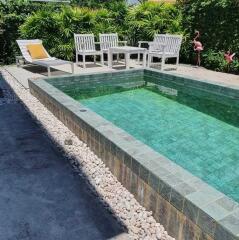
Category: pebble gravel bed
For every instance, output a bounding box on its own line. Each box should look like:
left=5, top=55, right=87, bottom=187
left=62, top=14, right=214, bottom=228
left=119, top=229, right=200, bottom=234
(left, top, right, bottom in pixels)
left=1, top=68, right=175, bottom=240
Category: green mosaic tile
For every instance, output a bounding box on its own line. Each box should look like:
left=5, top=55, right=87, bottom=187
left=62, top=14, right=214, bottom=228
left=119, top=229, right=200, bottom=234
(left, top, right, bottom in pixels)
left=186, top=186, right=224, bottom=208
left=170, top=182, right=196, bottom=211
left=218, top=212, right=239, bottom=236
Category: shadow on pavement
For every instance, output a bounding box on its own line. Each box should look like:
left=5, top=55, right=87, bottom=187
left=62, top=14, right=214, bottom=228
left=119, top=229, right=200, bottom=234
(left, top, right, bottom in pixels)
left=0, top=74, right=126, bottom=240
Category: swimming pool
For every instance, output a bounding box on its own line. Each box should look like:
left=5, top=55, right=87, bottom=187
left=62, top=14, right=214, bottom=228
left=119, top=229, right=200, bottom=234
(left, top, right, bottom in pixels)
left=29, top=69, right=239, bottom=240
left=62, top=75, right=239, bottom=203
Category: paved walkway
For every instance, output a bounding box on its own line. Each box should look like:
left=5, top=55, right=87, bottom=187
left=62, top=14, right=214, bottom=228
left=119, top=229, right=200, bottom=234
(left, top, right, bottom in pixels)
left=170, top=64, right=239, bottom=89
left=4, top=62, right=239, bottom=89
left=0, top=77, right=124, bottom=239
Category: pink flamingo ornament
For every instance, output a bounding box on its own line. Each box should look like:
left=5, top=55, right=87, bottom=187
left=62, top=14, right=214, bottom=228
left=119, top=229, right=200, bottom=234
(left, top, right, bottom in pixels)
left=193, top=31, right=204, bottom=67
left=224, top=51, right=235, bottom=64
left=224, top=51, right=235, bottom=72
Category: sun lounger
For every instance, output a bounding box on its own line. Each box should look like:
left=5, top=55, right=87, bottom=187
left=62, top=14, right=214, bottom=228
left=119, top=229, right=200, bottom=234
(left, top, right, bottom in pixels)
left=16, top=39, right=74, bottom=76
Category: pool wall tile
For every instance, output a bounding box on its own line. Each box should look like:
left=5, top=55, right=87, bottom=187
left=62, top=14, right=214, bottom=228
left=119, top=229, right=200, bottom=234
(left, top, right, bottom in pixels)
left=170, top=182, right=196, bottom=212
left=183, top=199, right=199, bottom=224
left=197, top=208, right=217, bottom=238
left=148, top=171, right=159, bottom=193
left=139, top=165, right=149, bottom=184
left=158, top=179, right=172, bottom=202
left=29, top=68, right=239, bottom=240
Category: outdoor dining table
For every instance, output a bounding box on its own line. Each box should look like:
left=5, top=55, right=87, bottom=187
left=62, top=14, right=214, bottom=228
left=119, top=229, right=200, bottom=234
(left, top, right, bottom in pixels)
left=108, top=46, right=147, bottom=69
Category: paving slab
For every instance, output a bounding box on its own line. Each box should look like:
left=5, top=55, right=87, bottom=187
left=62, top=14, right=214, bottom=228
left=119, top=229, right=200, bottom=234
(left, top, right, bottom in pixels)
left=170, top=64, right=239, bottom=89
left=4, top=62, right=239, bottom=90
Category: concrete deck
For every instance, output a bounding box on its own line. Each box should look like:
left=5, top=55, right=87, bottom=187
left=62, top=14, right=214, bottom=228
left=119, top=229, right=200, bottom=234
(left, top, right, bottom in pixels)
left=4, top=61, right=239, bottom=89
left=0, top=77, right=124, bottom=239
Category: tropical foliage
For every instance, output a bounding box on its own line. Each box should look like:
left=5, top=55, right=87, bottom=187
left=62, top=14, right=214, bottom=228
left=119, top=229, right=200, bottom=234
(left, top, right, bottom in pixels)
left=20, top=2, right=181, bottom=60
left=178, top=0, right=239, bottom=69
left=127, top=2, right=183, bottom=45
left=0, top=0, right=61, bottom=64
left=203, top=50, right=239, bottom=74
left=71, top=0, right=126, bottom=8
left=0, top=0, right=238, bottom=74
left=20, top=6, right=126, bottom=61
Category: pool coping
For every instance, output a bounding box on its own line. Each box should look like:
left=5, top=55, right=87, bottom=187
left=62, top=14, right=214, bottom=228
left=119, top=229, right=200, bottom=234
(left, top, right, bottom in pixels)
left=29, top=68, right=239, bottom=240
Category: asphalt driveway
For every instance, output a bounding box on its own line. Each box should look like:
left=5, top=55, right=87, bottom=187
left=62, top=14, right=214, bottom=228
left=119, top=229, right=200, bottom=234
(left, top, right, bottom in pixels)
left=0, top=92, right=123, bottom=240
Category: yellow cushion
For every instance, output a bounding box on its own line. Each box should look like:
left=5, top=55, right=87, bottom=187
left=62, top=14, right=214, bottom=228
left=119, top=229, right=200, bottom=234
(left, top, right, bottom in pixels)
left=27, top=43, right=48, bottom=60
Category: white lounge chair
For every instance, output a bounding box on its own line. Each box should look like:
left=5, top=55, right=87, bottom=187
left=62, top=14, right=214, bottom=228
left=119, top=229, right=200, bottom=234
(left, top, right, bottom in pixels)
left=16, top=39, right=74, bottom=77
left=139, top=34, right=182, bottom=70
left=99, top=33, right=127, bottom=65
left=74, top=33, right=103, bottom=68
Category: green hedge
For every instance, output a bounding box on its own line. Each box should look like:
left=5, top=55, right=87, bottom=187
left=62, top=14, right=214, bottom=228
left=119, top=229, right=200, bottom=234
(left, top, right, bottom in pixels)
left=19, top=2, right=182, bottom=61
left=20, top=6, right=127, bottom=61
left=0, top=0, right=62, bottom=64
left=178, top=0, right=239, bottom=73
left=202, top=50, right=239, bottom=74
left=1, top=0, right=239, bottom=74
left=127, top=2, right=183, bottom=45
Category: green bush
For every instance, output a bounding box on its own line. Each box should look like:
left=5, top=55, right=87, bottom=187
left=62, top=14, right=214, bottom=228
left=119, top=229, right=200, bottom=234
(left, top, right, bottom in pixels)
left=20, top=6, right=126, bottom=61
left=178, top=0, right=239, bottom=73
left=202, top=50, right=239, bottom=74
left=71, top=0, right=126, bottom=8
left=0, top=0, right=61, bottom=64
left=127, top=2, right=183, bottom=45
left=2, top=0, right=239, bottom=74
left=20, top=2, right=181, bottom=61
left=202, top=50, right=228, bottom=72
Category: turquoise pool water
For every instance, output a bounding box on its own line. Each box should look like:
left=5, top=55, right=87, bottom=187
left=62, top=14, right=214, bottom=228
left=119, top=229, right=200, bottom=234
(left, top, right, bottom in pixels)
left=77, top=87, right=239, bottom=202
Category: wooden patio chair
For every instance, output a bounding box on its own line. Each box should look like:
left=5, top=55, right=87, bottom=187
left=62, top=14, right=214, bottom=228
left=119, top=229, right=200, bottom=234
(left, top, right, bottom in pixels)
left=74, top=33, right=103, bottom=68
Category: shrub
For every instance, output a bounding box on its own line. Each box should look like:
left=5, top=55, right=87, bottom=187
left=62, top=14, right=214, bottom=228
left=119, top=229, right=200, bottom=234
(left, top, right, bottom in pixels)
left=201, top=50, right=239, bottom=74
left=20, top=2, right=179, bottom=61
left=127, top=2, right=183, bottom=45
left=202, top=50, right=228, bottom=72
left=2, top=0, right=239, bottom=74
left=20, top=6, right=126, bottom=61
left=0, top=0, right=61, bottom=64
left=71, top=0, right=125, bottom=8
left=230, top=59, right=239, bottom=74
left=178, top=0, right=239, bottom=73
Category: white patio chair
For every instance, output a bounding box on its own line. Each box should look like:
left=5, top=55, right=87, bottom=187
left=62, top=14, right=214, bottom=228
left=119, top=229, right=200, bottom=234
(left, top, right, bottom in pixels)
left=16, top=39, right=74, bottom=77
left=99, top=33, right=127, bottom=65
left=147, top=34, right=182, bottom=70
left=74, top=33, right=103, bottom=68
